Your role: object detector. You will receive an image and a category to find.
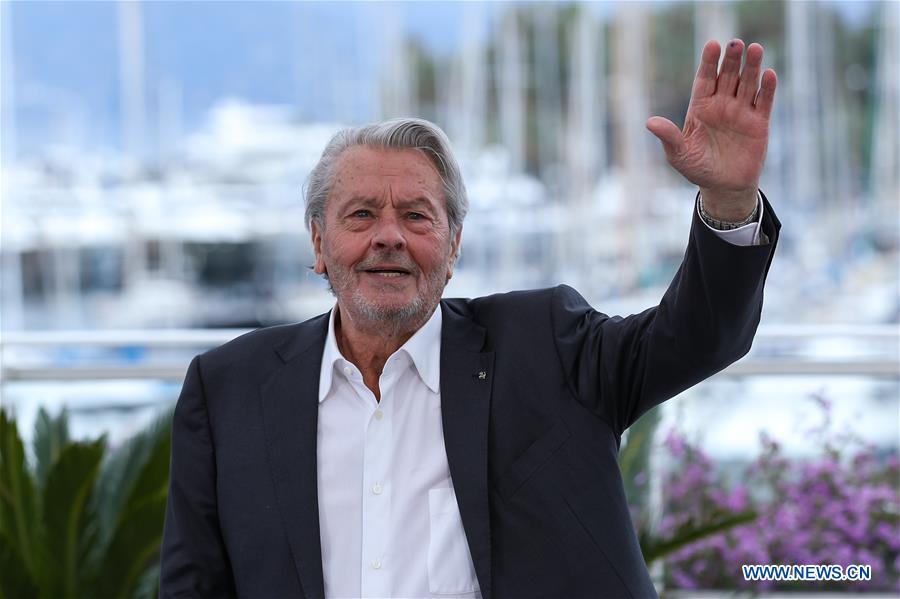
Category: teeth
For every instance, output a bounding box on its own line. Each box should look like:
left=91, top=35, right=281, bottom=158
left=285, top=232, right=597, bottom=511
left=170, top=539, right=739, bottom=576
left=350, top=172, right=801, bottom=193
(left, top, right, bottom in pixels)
left=372, top=271, right=405, bottom=277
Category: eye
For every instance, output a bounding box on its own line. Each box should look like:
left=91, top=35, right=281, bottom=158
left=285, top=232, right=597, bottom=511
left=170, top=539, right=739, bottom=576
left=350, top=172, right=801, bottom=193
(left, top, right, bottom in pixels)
left=352, top=209, right=371, bottom=218
left=407, top=212, right=425, bottom=221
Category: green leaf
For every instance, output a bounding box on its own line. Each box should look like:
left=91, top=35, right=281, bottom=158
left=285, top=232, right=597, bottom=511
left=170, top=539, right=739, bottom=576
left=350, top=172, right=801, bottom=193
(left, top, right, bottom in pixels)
left=95, top=409, right=172, bottom=599
left=619, top=406, right=660, bottom=510
left=94, top=409, right=172, bottom=547
left=130, top=562, right=160, bottom=599
left=0, top=530, right=38, bottom=599
left=97, top=493, right=167, bottom=599
left=122, top=413, right=172, bottom=515
left=32, top=407, right=70, bottom=493
left=41, top=439, right=106, bottom=599
left=0, top=410, right=40, bottom=579
left=640, top=508, right=758, bottom=564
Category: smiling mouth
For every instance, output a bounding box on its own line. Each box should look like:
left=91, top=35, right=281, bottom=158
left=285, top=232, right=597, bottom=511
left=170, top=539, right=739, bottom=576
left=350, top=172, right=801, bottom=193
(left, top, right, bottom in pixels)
left=364, top=269, right=411, bottom=278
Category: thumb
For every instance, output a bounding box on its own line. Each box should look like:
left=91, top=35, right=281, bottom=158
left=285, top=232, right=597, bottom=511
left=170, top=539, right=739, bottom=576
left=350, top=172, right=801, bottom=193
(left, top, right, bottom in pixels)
left=645, top=116, right=685, bottom=162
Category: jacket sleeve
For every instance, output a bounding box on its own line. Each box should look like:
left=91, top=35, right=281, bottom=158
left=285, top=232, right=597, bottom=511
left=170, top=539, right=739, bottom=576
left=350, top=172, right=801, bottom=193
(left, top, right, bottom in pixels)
left=160, top=356, right=238, bottom=598
left=551, top=191, right=781, bottom=437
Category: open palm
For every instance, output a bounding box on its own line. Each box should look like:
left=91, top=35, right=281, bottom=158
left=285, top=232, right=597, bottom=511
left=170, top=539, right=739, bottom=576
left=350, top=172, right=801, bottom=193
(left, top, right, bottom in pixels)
left=647, top=40, right=777, bottom=198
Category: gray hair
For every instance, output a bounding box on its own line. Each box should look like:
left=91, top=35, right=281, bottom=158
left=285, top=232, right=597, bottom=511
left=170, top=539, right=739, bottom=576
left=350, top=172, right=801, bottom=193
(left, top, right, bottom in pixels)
left=304, top=118, right=468, bottom=238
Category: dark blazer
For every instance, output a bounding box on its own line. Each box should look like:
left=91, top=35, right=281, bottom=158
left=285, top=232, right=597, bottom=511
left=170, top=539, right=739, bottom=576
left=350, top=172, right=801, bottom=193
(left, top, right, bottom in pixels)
left=161, top=196, right=780, bottom=598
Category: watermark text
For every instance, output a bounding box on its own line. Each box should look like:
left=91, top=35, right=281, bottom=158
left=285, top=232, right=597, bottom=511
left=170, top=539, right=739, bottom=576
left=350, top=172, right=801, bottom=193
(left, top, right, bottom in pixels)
left=742, top=564, right=872, bottom=582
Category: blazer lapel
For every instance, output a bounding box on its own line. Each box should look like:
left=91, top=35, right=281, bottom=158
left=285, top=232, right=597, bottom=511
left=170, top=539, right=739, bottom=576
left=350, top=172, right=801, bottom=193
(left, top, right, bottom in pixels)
left=260, top=315, right=329, bottom=599
left=440, top=301, right=494, bottom=599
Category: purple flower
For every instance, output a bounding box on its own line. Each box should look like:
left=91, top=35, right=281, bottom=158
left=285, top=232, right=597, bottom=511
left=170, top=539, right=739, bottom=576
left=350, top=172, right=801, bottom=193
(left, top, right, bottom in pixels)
left=726, top=486, right=749, bottom=511
left=664, top=429, right=686, bottom=458
left=875, top=521, right=900, bottom=549
left=672, top=570, right=697, bottom=590
left=655, top=405, right=900, bottom=593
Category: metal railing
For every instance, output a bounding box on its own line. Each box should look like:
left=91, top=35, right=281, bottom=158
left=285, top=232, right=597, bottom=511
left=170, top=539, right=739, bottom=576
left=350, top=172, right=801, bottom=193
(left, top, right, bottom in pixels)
left=1, top=325, right=897, bottom=383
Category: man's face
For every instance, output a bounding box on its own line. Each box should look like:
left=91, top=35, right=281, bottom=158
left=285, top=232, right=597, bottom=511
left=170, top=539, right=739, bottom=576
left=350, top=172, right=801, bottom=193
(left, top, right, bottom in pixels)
left=311, top=146, right=461, bottom=332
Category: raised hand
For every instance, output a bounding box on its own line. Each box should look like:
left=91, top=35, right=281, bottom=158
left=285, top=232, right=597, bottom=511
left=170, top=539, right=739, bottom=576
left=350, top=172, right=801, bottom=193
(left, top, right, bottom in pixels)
left=646, top=39, right=777, bottom=221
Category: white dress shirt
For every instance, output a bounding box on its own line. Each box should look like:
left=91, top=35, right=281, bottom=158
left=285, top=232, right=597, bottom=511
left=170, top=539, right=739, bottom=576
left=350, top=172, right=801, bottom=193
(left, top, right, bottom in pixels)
left=315, top=195, right=764, bottom=598
left=317, top=306, right=481, bottom=599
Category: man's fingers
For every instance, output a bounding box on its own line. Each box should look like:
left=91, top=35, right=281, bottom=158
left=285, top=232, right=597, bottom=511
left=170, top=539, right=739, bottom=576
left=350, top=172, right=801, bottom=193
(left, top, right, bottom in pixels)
left=691, top=40, right=721, bottom=99
left=645, top=116, right=685, bottom=162
left=737, top=43, right=764, bottom=104
left=716, top=39, right=744, bottom=96
left=754, top=68, right=778, bottom=118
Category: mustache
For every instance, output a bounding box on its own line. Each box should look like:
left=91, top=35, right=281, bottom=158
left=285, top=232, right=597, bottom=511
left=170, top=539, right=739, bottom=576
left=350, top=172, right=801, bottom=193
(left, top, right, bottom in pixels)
left=354, top=252, right=420, bottom=275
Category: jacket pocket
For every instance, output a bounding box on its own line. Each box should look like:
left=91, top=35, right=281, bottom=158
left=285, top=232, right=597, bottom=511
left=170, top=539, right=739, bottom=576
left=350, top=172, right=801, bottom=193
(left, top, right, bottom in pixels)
left=427, top=487, right=479, bottom=595
left=495, top=417, right=571, bottom=502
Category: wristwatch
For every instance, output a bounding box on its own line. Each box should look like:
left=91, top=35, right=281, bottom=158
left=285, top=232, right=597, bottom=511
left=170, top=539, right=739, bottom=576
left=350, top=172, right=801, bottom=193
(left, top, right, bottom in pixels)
left=698, top=194, right=759, bottom=230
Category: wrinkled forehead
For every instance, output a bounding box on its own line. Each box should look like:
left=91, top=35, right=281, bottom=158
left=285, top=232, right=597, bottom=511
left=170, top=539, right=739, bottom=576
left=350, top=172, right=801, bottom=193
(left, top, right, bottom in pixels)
left=327, top=145, right=446, bottom=207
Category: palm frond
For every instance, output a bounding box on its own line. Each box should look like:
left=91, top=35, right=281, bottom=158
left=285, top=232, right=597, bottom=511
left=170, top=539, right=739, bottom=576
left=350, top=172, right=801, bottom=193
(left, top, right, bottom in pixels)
left=40, top=439, right=106, bottom=598
left=32, top=407, right=70, bottom=493
left=94, top=408, right=172, bottom=550
left=0, top=530, right=38, bottom=599
left=97, top=409, right=172, bottom=599
left=0, top=410, right=40, bottom=580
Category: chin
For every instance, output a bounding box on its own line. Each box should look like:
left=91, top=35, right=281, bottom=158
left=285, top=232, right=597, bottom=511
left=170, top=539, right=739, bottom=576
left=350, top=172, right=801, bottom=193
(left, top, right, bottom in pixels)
left=350, top=291, right=428, bottom=326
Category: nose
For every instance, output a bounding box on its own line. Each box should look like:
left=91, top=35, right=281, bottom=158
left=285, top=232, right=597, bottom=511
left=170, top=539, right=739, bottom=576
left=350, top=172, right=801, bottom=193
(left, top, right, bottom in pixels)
left=371, top=216, right=407, bottom=251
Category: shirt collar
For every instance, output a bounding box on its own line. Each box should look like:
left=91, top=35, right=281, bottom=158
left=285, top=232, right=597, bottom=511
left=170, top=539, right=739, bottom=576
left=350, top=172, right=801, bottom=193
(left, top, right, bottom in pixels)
left=317, top=304, right=443, bottom=402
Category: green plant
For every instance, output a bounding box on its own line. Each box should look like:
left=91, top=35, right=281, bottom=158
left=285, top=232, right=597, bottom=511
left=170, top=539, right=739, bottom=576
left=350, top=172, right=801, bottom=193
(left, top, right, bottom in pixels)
left=0, top=406, right=172, bottom=599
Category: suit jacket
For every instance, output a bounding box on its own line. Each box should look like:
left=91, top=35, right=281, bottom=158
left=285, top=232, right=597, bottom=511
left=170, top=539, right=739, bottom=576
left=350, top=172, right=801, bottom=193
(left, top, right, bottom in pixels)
left=160, top=196, right=780, bottom=598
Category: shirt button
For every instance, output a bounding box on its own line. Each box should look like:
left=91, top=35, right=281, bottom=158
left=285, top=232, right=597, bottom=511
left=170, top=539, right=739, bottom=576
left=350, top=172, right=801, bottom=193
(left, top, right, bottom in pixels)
left=371, top=558, right=382, bottom=570
left=343, top=366, right=352, bottom=376
left=372, top=483, right=383, bottom=495
left=373, top=409, right=384, bottom=421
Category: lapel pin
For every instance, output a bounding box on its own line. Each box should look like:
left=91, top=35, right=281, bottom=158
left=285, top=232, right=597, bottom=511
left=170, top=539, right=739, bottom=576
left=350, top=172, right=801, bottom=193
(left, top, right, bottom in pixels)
left=477, top=371, right=487, bottom=380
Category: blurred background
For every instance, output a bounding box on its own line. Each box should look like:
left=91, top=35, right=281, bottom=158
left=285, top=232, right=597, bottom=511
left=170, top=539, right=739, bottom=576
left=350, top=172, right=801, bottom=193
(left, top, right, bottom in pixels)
left=1, top=0, right=897, bottom=595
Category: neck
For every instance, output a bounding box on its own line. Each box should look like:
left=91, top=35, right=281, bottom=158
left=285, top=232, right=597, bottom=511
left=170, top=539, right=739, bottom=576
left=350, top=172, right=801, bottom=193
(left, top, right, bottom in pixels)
left=334, top=304, right=435, bottom=398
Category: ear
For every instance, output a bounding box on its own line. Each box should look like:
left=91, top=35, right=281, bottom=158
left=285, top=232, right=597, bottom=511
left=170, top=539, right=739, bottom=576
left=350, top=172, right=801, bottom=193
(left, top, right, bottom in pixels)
left=446, top=227, right=463, bottom=280
left=311, top=220, right=327, bottom=275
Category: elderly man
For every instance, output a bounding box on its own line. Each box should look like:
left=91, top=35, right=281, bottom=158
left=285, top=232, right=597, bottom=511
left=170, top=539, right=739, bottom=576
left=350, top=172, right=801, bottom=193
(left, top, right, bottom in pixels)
left=161, top=39, right=780, bottom=598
